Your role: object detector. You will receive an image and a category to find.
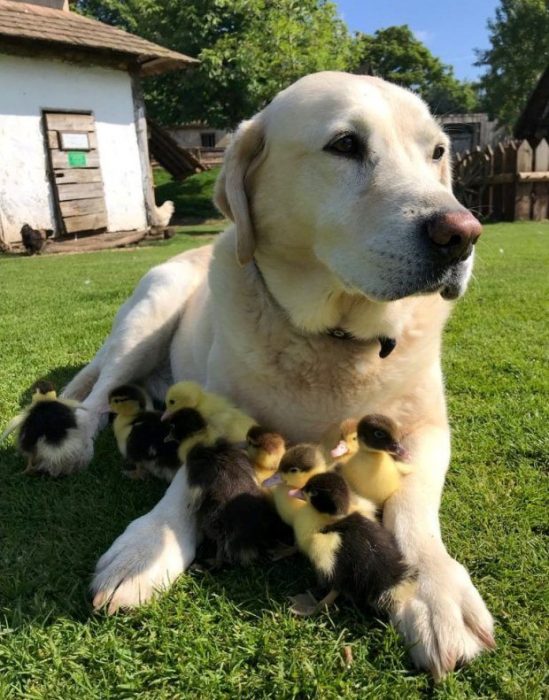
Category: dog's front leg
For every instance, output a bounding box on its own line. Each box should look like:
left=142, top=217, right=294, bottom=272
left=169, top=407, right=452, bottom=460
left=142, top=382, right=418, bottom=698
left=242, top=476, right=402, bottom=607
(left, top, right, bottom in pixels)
left=383, top=424, right=495, bottom=680
left=91, top=466, right=197, bottom=613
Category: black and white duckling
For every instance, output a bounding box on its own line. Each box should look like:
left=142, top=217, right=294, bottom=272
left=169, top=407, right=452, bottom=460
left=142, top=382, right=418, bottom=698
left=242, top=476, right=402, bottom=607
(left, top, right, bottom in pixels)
left=164, top=407, right=218, bottom=463
left=289, top=472, right=413, bottom=616
left=162, top=381, right=256, bottom=443
left=338, top=414, right=412, bottom=508
left=108, top=384, right=180, bottom=482
left=1, top=380, right=87, bottom=476
left=185, top=439, right=291, bottom=567
left=245, top=426, right=286, bottom=487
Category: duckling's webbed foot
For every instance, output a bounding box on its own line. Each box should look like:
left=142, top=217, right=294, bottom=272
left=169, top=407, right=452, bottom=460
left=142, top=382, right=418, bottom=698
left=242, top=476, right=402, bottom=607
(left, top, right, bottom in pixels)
left=289, top=588, right=339, bottom=616
left=269, top=543, right=299, bottom=561
left=122, top=463, right=148, bottom=480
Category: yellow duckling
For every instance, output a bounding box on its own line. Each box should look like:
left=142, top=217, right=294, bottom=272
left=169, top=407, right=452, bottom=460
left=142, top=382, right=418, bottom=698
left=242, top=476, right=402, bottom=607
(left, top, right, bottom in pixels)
left=338, top=414, right=411, bottom=508
left=245, top=426, right=287, bottom=487
left=321, top=418, right=359, bottom=464
left=162, top=381, right=256, bottom=443
left=1, top=380, right=86, bottom=475
left=263, top=444, right=327, bottom=527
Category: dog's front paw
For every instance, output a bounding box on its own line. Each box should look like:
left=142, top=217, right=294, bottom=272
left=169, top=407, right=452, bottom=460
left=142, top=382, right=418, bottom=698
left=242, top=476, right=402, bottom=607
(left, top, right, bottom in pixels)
left=392, top=555, right=494, bottom=680
left=91, top=504, right=196, bottom=613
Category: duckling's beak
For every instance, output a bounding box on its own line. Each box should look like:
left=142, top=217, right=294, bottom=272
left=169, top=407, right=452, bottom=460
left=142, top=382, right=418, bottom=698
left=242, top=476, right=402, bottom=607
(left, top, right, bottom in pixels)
left=391, top=443, right=411, bottom=462
left=331, top=440, right=349, bottom=458
left=262, top=473, right=282, bottom=487
left=288, top=488, right=306, bottom=501
left=160, top=410, right=172, bottom=422
left=163, top=430, right=175, bottom=444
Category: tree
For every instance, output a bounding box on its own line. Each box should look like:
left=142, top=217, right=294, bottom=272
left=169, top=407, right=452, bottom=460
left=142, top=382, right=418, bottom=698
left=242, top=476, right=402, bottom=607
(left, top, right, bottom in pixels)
left=351, top=25, right=478, bottom=115
left=76, top=0, right=353, bottom=128
left=475, top=0, right=549, bottom=131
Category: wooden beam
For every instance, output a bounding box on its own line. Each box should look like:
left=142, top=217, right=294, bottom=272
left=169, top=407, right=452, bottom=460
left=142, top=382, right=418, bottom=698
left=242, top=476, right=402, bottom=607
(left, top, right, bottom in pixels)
left=45, top=113, right=95, bottom=131
left=54, top=169, right=102, bottom=184
left=60, top=198, right=106, bottom=217
left=51, top=151, right=100, bottom=169
left=63, top=212, right=107, bottom=234
left=517, top=170, right=549, bottom=181
left=131, top=72, right=156, bottom=228
left=57, top=183, right=104, bottom=201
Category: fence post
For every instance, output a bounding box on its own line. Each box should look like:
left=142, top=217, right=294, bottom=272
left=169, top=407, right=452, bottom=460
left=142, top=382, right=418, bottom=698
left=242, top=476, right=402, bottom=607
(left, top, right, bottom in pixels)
left=481, top=145, right=493, bottom=219
left=533, top=139, right=549, bottom=221
left=492, top=143, right=505, bottom=220
left=515, top=140, right=534, bottom=220
left=503, top=142, right=518, bottom=221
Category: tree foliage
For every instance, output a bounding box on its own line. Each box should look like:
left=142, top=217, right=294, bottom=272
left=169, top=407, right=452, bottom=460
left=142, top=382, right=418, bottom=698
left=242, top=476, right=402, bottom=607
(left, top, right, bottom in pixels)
left=76, top=0, right=353, bottom=128
left=475, top=0, right=549, bottom=130
left=351, top=25, right=478, bottom=115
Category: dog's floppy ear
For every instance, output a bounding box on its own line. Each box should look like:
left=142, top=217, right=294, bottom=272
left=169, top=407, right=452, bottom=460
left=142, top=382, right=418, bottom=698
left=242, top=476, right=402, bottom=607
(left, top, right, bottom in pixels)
left=214, top=117, right=266, bottom=266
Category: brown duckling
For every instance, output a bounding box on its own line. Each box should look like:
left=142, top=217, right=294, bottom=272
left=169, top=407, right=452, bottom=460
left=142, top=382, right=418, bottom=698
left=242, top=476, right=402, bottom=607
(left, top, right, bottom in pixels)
left=245, top=425, right=286, bottom=486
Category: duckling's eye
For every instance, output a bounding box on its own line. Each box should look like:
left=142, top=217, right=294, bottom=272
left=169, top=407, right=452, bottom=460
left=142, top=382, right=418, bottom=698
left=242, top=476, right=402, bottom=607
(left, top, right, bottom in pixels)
left=374, top=430, right=387, bottom=440
left=324, top=133, right=362, bottom=159
left=308, top=489, right=318, bottom=498
left=169, top=399, right=175, bottom=405
left=432, top=145, right=445, bottom=161
left=288, top=467, right=300, bottom=474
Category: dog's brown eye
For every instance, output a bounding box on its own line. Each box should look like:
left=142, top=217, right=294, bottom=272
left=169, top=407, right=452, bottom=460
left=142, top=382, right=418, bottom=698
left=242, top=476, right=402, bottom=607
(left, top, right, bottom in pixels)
left=325, top=134, right=361, bottom=158
left=432, top=145, right=445, bottom=161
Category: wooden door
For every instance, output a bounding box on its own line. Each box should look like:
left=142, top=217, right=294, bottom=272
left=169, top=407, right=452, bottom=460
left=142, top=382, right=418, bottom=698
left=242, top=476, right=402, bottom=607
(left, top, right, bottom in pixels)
left=43, top=111, right=107, bottom=236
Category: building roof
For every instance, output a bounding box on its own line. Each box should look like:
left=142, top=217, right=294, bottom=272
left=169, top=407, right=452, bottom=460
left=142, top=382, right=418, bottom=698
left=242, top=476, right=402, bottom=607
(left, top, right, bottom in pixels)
left=515, top=66, right=549, bottom=141
left=0, top=1, right=198, bottom=76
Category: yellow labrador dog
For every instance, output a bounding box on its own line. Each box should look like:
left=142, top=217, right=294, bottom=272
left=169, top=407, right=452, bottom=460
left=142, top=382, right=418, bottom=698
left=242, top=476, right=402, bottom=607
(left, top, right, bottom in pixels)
left=59, top=72, right=493, bottom=678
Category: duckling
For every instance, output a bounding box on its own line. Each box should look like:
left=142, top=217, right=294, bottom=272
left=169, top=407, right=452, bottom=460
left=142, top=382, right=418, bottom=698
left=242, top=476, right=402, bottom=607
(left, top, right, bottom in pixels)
left=108, top=385, right=180, bottom=482
left=263, top=444, right=328, bottom=527
left=162, top=381, right=256, bottom=443
left=338, top=414, right=412, bottom=508
left=321, top=418, right=359, bottom=464
left=1, top=380, right=87, bottom=475
left=185, top=439, right=291, bottom=567
left=164, top=407, right=218, bottom=464
left=289, top=472, right=412, bottom=616
left=245, top=426, right=286, bottom=487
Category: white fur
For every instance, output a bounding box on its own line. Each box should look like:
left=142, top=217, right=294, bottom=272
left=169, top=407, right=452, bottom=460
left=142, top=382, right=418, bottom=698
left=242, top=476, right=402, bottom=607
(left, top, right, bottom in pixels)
left=53, top=73, right=492, bottom=677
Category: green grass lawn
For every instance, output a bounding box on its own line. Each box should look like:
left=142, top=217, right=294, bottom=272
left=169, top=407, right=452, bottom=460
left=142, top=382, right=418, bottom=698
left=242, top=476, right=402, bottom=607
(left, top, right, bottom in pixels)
left=154, top=167, right=223, bottom=222
left=0, top=222, right=547, bottom=699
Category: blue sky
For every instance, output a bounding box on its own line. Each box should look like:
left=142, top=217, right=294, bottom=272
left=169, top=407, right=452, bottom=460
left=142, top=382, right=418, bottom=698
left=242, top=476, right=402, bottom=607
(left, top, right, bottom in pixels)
left=335, top=0, right=500, bottom=81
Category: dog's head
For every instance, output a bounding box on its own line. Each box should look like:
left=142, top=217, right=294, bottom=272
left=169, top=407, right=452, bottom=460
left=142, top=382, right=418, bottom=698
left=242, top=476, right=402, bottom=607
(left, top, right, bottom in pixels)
left=215, top=71, right=481, bottom=302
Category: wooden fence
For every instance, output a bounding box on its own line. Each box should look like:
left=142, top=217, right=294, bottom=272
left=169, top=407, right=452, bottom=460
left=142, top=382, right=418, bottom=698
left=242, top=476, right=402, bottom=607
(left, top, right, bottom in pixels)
left=453, top=138, right=549, bottom=221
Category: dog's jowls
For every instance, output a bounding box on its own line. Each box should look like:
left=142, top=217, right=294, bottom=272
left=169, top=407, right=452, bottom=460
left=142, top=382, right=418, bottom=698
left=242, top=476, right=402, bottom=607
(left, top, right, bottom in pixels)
left=56, top=72, right=492, bottom=679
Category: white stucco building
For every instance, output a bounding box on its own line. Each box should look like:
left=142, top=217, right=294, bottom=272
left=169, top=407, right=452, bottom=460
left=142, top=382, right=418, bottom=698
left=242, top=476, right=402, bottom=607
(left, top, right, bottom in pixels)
left=0, top=0, right=196, bottom=245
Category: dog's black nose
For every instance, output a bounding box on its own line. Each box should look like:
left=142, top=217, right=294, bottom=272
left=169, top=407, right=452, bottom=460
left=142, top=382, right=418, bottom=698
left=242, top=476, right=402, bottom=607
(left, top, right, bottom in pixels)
left=426, top=210, right=482, bottom=262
